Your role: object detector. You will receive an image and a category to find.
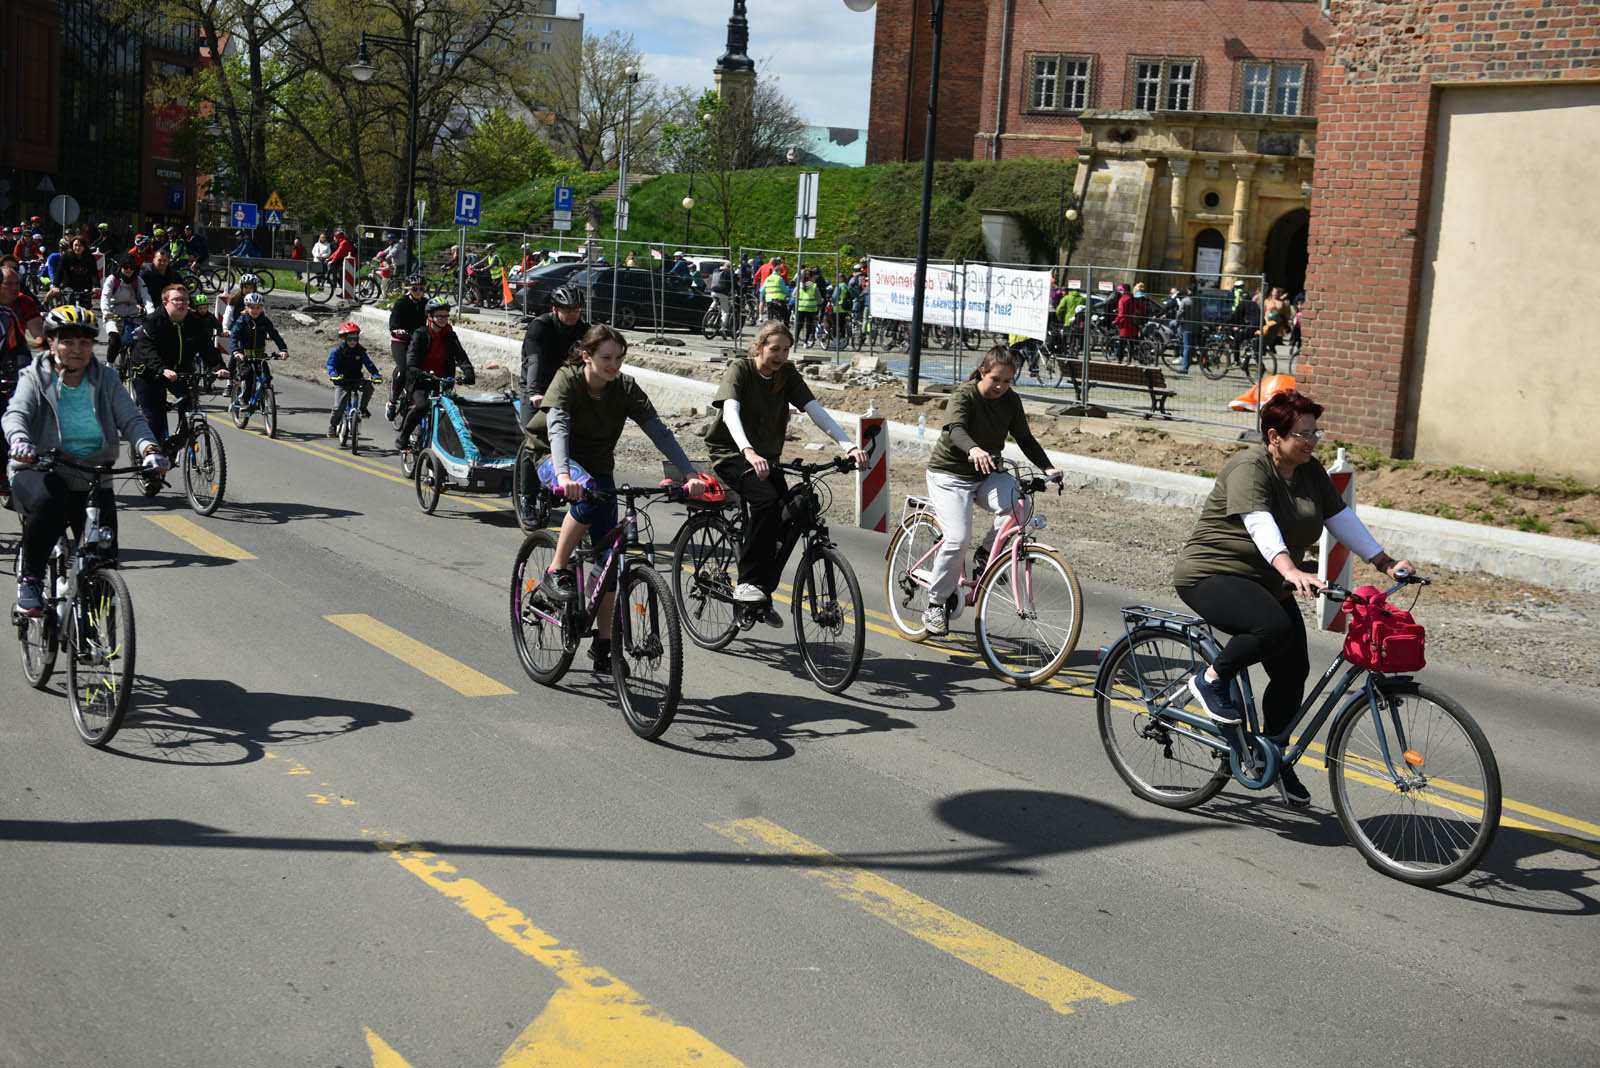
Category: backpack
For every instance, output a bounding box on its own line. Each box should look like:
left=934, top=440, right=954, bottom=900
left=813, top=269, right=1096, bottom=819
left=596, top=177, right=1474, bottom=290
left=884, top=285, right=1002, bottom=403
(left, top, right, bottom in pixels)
left=1340, top=587, right=1426, bottom=673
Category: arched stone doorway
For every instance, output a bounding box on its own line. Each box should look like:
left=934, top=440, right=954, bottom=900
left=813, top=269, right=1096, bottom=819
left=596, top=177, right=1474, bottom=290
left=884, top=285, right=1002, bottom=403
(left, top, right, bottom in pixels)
left=1192, top=228, right=1225, bottom=286
left=1264, top=209, right=1309, bottom=295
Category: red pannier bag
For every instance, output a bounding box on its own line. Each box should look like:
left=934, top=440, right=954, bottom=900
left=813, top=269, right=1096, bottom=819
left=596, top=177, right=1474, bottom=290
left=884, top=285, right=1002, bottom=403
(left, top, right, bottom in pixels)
left=1340, top=586, right=1426, bottom=673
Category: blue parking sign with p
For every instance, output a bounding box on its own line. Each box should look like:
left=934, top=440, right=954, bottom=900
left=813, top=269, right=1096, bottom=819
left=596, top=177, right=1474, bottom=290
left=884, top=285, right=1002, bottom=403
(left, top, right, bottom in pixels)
left=454, top=190, right=481, bottom=227
left=554, top=186, right=573, bottom=212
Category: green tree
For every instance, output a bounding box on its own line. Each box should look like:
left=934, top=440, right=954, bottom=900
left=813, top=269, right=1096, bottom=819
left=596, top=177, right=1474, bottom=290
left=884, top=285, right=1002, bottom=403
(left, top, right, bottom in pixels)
left=513, top=29, right=666, bottom=172
left=443, top=109, right=564, bottom=200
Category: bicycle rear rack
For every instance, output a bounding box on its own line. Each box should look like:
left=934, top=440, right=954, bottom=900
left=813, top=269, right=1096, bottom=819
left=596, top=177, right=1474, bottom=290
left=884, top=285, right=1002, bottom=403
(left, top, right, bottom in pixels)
left=1117, top=604, right=1209, bottom=633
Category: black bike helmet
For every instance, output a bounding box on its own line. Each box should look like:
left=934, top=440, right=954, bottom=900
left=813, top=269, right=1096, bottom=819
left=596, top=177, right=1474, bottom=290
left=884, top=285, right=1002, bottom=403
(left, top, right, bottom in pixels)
left=550, top=285, right=582, bottom=309
left=406, top=274, right=426, bottom=289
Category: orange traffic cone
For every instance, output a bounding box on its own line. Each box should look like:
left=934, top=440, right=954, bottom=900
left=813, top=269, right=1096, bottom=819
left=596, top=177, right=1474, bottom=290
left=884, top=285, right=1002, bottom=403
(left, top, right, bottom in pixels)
left=1229, top=373, right=1295, bottom=412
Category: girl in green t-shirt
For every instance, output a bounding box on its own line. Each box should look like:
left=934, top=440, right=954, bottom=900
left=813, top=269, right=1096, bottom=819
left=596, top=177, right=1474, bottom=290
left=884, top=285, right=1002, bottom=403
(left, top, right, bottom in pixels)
left=524, top=324, right=710, bottom=670
left=702, top=320, right=866, bottom=619
left=922, top=345, right=1060, bottom=636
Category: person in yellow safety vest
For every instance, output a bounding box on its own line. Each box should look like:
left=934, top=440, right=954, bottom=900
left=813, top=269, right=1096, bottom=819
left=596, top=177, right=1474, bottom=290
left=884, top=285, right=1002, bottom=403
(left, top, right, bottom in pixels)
left=1055, top=286, right=1085, bottom=327
left=793, top=267, right=822, bottom=347
left=761, top=263, right=791, bottom=323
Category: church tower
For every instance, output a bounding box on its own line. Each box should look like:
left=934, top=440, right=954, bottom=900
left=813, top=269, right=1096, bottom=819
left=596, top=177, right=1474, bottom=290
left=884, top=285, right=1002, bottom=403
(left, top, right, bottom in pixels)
left=713, top=0, right=757, bottom=110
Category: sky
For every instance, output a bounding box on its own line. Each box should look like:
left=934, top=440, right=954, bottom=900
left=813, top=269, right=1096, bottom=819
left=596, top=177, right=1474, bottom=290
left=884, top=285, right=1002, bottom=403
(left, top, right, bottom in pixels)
left=567, top=0, right=878, bottom=129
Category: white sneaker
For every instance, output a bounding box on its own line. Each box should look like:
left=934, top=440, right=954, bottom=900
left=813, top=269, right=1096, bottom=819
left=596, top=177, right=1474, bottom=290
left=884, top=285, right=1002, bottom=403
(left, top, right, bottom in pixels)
left=922, top=604, right=948, bottom=636
left=733, top=583, right=767, bottom=604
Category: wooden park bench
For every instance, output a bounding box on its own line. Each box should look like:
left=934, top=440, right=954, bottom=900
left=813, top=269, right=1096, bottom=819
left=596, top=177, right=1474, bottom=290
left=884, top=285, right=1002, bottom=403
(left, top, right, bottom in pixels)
left=1056, top=357, right=1176, bottom=417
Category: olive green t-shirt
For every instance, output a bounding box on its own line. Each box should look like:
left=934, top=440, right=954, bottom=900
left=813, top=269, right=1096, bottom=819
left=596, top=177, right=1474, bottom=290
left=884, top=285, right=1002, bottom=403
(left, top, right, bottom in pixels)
left=704, top=357, right=816, bottom=465
left=927, top=382, right=1049, bottom=479
left=524, top=363, right=657, bottom=476
left=1172, top=444, right=1347, bottom=597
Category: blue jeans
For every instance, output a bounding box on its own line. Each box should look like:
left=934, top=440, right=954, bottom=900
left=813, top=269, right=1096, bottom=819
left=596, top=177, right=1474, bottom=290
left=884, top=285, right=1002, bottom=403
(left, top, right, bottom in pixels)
left=1178, top=328, right=1197, bottom=371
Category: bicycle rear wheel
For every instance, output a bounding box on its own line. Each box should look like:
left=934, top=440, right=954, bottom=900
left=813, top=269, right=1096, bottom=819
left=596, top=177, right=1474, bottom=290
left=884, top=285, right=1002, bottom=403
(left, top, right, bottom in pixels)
left=348, top=408, right=362, bottom=455
left=67, top=569, right=136, bottom=747
left=1096, top=628, right=1230, bottom=808
left=415, top=452, right=442, bottom=513
left=509, top=530, right=575, bottom=684
left=791, top=544, right=864, bottom=694
left=304, top=270, right=335, bottom=305
left=615, top=562, right=683, bottom=740
left=183, top=421, right=226, bottom=516
left=701, top=305, right=719, bottom=340
left=260, top=386, right=278, bottom=439
left=255, top=269, right=276, bottom=294
left=883, top=511, right=942, bottom=641
left=1200, top=338, right=1231, bottom=380
left=670, top=512, right=739, bottom=651
left=18, top=553, right=58, bottom=689
left=1326, top=680, right=1501, bottom=887
left=973, top=545, right=1082, bottom=686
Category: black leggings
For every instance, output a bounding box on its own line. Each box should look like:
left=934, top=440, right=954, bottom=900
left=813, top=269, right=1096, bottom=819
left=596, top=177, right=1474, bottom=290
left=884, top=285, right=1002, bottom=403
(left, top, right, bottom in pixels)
left=1177, top=575, right=1308, bottom=736
left=714, top=457, right=791, bottom=594
left=11, top=470, right=116, bottom=580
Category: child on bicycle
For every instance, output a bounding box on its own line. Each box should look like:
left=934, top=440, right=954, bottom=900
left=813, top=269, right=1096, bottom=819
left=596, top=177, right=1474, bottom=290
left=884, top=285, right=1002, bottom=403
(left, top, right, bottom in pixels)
left=326, top=321, right=381, bottom=436
left=922, top=344, right=1061, bottom=636
left=229, top=291, right=288, bottom=408
left=703, top=319, right=866, bottom=622
left=524, top=324, right=710, bottom=670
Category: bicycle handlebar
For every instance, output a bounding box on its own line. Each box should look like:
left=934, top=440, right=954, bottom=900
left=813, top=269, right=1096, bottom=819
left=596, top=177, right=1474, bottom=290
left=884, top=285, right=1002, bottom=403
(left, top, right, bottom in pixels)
left=1317, top=572, right=1429, bottom=605
left=28, top=450, right=149, bottom=477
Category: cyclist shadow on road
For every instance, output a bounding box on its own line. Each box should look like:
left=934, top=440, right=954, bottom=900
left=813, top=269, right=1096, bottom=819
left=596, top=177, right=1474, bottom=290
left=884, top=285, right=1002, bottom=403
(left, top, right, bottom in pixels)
left=931, top=787, right=1215, bottom=874
left=113, top=547, right=235, bottom=571
left=207, top=499, right=363, bottom=525
left=722, top=635, right=985, bottom=714
left=107, top=676, right=412, bottom=767
left=656, top=688, right=918, bottom=762
left=1430, top=825, right=1600, bottom=916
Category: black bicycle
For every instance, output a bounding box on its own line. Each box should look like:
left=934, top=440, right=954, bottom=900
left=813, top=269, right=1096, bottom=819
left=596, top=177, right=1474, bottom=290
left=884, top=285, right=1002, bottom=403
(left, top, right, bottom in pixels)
left=669, top=453, right=866, bottom=695
left=128, top=371, right=227, bottom=514
left=13, top=453, right=147, bottom=746
left=510, top=481, right=693, bottom=740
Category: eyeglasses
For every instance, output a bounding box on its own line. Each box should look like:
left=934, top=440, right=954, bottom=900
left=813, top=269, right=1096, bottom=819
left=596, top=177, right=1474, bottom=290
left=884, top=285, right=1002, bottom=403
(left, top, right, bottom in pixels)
left=1288, top=429, right=1323, bottom=442
left=166, top=297, right=190, bottom=305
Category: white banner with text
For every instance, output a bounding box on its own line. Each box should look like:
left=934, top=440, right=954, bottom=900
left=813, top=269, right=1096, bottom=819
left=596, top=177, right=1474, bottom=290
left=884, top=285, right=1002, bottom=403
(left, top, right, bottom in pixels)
left=867, top=260, right=1053, bottom=339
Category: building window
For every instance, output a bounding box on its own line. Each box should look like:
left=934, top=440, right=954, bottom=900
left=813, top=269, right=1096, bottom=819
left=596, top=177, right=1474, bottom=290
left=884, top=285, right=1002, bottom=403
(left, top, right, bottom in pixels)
left=1131, top=58, right=1199, bottom=112
left=1027, top=53, right=1093, bottom=113
left=540, top=41, right=551, bottom=53
left=1240, top=61, right=1307, bottom=115
left=542, top=21, right=553, bottom=32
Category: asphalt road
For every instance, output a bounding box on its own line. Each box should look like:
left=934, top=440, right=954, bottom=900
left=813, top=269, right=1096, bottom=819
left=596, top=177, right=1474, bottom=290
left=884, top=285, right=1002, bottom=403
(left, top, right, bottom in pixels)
left=2, top=374, right=1597, bottom=1068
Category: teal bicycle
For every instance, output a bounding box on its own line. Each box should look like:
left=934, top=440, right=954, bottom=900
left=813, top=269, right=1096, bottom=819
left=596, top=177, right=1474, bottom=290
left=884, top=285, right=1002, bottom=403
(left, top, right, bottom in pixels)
left=1095, top=575, right=1501, bottom=886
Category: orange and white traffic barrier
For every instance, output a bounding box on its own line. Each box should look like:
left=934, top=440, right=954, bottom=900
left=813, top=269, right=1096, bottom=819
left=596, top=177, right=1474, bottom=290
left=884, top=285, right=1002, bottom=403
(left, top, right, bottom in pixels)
left=342, top=256, right=358, bottom=299
left=855, top=405, right=888, bottom=533
left=1316, top=447, right=1357, bottom=631
left=1229, top=373, right=1296, bottom=412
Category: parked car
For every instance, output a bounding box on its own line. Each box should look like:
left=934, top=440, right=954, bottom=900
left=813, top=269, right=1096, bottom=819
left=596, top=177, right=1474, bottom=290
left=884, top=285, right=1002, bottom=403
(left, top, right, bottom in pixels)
left=510, top=261, right=589, bottom=315
left=568, top=266, right=712, bottom=332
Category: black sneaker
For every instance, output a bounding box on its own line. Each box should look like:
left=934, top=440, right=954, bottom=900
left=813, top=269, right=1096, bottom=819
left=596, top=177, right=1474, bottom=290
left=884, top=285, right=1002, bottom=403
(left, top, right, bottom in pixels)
left=1277, top=764, right=1312, bottom=807
left=589, top=639, right=629, bottom=677
left=1187, top=672, right=1243, bottom=725
left=761, top=605, right=783, bottom=628
left=539, top=567, right=579, bottom=604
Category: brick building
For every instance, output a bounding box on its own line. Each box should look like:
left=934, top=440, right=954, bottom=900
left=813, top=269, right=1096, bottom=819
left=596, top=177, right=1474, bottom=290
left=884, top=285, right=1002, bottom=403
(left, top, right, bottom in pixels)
left=868, top=1, right=1330, bottom=286
left=1303, top=1, right=1599, bottom=479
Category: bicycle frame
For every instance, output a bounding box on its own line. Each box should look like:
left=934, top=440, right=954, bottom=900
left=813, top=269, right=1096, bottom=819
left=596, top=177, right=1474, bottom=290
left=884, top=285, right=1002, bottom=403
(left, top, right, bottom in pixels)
left=519, top=487, right=657, bottom=650
left=1111, top=588, right=1420, bottom=792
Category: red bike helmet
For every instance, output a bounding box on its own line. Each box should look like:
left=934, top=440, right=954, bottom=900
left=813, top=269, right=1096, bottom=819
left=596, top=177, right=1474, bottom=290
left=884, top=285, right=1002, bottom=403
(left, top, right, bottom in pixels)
left=337, top=321, right=361, bottom=336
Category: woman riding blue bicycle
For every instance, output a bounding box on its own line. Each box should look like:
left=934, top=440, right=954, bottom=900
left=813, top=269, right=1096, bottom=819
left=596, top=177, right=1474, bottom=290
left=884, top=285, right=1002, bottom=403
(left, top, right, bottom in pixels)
left=524, top=324, right=710, bottom=669
left=1173, top=387, right=1413, bottom=806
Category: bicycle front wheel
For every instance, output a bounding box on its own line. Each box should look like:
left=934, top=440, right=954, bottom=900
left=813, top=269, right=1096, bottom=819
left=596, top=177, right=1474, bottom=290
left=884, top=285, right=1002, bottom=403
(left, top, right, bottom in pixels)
left=791, top=544, right=864, bottom=694
left=701, top=305, right=719, bottom=340
left=260, top=386, right=278, bottom=439
left=509, top=530, right=575, bottom=685
left=883, top=511, right=942, bottom=641
left=615, top=563, right=683, bottom=740
left=973, top=545, right=1082, bottom=686
left=304, top=270, right=335, bottom=305
left=348, top=408, right=362, bottom=455
left=415, top=452, right=443, bottom=513
left=67, top=569, right=136, bottom=747
left=670, top=512, right=739, bottom=651
left=1326, top=680, right=1501, bottom=887
left=1096, top=628, right=1230, bottom=808
left=1200, top=338, right=1230, bottom=380
left=183, top=421, right=227, bottom=516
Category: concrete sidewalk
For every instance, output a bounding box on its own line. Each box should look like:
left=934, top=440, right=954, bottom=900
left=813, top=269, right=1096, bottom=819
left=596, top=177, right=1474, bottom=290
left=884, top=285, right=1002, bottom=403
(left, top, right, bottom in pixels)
left=370, top=307, right=1600, bottom=595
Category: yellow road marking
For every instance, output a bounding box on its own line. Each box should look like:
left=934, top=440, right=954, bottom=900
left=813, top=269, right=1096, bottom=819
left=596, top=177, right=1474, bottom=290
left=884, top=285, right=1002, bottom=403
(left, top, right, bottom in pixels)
left=325, top=613, right=514, bottom=696
left=218, top=417, right=502, bottom=512
left=710, top=817, right=1134, bottom=1015
left=367, top=836, right=743, bottom=1066
left=145, top=513, right=256, bottom=559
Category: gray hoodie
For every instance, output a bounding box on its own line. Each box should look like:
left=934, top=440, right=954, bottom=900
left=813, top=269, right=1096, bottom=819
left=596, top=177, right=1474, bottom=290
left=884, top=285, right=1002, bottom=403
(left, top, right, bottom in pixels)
left=3, top=353, right=158, bottom=490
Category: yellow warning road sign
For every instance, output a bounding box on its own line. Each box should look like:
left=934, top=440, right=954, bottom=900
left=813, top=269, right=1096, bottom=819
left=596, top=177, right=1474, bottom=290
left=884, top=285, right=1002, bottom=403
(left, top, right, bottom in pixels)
left=263, top=191, right=285, bottom=211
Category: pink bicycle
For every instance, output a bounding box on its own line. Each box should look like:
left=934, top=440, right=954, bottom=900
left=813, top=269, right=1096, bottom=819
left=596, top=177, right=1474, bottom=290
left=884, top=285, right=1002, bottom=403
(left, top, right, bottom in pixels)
left=883, top=460, right=1083, bottom=686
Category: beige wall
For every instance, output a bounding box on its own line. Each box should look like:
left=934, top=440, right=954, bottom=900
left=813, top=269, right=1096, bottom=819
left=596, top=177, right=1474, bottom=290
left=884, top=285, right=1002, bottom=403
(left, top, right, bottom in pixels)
left=1409, top=82, right=1600, bottom=480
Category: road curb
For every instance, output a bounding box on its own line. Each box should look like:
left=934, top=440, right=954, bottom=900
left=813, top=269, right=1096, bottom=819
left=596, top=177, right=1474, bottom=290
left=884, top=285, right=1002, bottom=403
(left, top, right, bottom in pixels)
left=379, top=309, right=1600, bottom=595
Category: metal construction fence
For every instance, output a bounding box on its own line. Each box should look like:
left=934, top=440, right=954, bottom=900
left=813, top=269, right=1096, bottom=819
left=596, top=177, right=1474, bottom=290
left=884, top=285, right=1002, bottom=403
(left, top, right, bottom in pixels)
left=335, top=227, right=1293, bottom=432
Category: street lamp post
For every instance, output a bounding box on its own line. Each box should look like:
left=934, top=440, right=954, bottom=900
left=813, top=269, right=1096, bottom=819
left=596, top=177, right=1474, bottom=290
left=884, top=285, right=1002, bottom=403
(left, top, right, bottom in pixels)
left=843, top=0, right=940, bottom=396
left=348, top=29, right=421, bottom=276
left=614, top=64, right=639, bottom=326
left=682, top=113, right=709, bottom=247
